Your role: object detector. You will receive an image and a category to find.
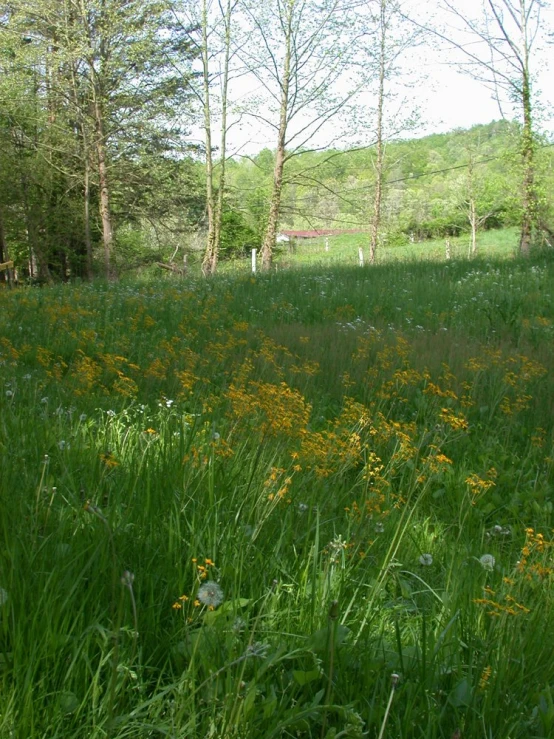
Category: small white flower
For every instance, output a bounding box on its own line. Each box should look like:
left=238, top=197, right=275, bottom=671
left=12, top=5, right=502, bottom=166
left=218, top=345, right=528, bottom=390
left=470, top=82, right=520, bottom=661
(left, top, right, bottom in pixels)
left=5, top=390, right=13, bottom=398
left=479, top=554, right=495, bottom=571
left=419, top=553, right=433, bottom=566
left=57, top=440, right=70, bottom=450
left=298, top=503, right=309, bottom=513
left=245, top=641, right=269, bottom=658
left=107, top=409, right=116, bottom=418
left=232, top=617, right=247, bottom=634
left=375, top=522, right=385, bottom=533
left=197, top=581, right=224, bottom=608
left=23, top=374, right=32, bottom=380
left=41, top=397, right=49, bottom=404
left=79, top=414, right=87, bottom=422
left=212, top=431, right=221, bottom=441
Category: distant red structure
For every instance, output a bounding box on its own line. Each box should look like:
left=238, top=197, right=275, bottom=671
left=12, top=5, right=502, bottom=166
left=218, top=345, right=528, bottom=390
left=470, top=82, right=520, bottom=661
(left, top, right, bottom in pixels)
left=278, top=229, right=363, bottom=239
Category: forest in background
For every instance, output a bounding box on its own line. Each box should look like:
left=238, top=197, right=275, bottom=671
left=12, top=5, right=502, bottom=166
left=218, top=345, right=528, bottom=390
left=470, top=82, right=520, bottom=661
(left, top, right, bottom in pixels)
left=0, top=0, right=553, bottom=281
left=223, top=120, right=554, bottom=256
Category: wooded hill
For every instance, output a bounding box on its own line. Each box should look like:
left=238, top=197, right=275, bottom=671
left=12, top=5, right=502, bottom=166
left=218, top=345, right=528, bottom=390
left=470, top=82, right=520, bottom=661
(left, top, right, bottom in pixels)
left=1, top=105, right=553, bottom=277
left=221, top=120, right=554, bottom=257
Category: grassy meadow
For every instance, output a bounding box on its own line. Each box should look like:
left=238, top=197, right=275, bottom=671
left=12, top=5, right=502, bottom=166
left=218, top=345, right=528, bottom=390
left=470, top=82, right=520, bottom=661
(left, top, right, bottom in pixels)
left=0, top=243, right=554, bottom=738
left=214, top=227, right=521, bottom=276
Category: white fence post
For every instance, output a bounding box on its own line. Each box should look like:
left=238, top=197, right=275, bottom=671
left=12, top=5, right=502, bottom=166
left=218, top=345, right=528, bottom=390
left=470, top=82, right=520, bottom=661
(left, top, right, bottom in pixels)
left=251, top=248, right=257, bottom=273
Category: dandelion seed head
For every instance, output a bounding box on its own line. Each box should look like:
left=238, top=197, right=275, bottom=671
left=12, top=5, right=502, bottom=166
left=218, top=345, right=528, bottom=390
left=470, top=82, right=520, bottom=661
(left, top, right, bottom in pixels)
left=480, top=554, right=496, bottom=571
left=419, top=553, right=433, bottom=566
left=197, top=581, right=224, bottom=608
left=121, top=570, right=135, bottom=587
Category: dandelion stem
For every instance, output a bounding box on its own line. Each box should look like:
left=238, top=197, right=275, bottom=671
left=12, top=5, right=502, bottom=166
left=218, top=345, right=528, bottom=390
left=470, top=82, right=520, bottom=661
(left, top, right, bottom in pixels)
left=377, top=673, right=400, bottom=739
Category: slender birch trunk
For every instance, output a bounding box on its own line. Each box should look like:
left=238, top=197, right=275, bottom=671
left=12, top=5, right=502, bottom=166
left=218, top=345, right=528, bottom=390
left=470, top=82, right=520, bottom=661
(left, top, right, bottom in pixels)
left=369, top=0, right=387, bottom=265
left=260, top=1, right=293, bottom=271
left=83, top=150, right=93, bottom=279
left=211, top=0, right=233, bottom=274
left=519, top=63, right=535, bottom=255
left=469, top=198, right=477, bottom=256
left=201, top=0, right=217, bottom=276
left=80, top=0, right=115, bottom=280
left=69, top=51, right=94, bottom=281
left=94, top=97, right=114, bottom=280
left=467, top=154, right=477, bottom=257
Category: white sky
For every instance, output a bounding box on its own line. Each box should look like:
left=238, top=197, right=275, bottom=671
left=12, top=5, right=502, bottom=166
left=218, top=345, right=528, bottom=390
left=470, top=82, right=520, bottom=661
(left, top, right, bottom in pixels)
left=414, top=0, right=554, bottom=140
left=194, top=0, right=554, bottom=156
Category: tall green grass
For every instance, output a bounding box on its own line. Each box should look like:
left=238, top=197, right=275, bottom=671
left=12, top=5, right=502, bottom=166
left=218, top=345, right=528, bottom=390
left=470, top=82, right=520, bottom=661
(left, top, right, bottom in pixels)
left=0, top=247, right=553, bottom=737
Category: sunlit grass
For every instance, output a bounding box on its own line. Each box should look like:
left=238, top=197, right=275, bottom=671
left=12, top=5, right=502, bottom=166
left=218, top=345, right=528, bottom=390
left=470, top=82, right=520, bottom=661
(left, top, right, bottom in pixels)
left=0, top=247, right=553, bottom=737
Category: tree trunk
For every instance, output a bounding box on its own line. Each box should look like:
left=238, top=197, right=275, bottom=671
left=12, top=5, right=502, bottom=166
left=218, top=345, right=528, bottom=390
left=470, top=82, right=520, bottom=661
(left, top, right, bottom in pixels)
left=519, top=65, right=535, bottom=256
left=260, top=4, right=292, bottom=271
left=84, top=151, right=94, bottom=279
left=0, top=206, right=8, bottom=284
left=94, top=98, right=115, bottom=280
left=212, top=0, right=233, bottom=275
left=201, top=0, right=217, bottom=277
left=369, top=0, right=387, bottom=265
left=21, top=174, right=51, bottom=283
left=0, top=206, right=5, bottom=267
left=469, top=197, right=477, bottom=256
left=262, top=144, right=286, bottom=271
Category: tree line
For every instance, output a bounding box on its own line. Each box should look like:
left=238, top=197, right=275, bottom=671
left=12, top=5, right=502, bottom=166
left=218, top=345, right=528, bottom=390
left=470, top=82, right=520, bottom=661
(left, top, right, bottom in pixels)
left=0, top=0, right=551, bottom=282
left=222, top=120, right=554, bottom=255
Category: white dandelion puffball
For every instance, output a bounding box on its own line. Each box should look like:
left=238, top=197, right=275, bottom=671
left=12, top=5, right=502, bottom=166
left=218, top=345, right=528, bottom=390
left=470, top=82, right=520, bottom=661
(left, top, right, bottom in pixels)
left=197, top=581, right=224, bottom=608
left=479, top=554, right=495, bottom=571
left=419, top=553, right=433, bottom=566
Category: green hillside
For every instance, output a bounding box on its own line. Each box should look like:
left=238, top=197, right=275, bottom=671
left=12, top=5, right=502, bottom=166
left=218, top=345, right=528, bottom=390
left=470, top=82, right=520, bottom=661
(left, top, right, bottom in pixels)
left=222, top=121, right=553, bottom=258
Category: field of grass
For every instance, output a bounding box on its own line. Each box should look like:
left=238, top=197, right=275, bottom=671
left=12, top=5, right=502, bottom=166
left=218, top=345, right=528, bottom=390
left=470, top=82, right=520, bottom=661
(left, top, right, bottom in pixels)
left=1, top=245, right=553, bottom=738
left=210, top=227, right=520, bottom=279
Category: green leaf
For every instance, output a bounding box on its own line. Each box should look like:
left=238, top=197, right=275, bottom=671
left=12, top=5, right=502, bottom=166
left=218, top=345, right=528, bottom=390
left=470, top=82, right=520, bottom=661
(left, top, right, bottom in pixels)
left=293, top=669, right=321, bottom=686
left=309, top=624, right=351, bottom=652
left=448, top=678, right=472, bottom=708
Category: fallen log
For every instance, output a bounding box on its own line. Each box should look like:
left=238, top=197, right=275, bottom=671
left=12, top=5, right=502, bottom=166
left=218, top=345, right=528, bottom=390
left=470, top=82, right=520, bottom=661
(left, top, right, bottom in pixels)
left=156, top=261, right=186, bottom=276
